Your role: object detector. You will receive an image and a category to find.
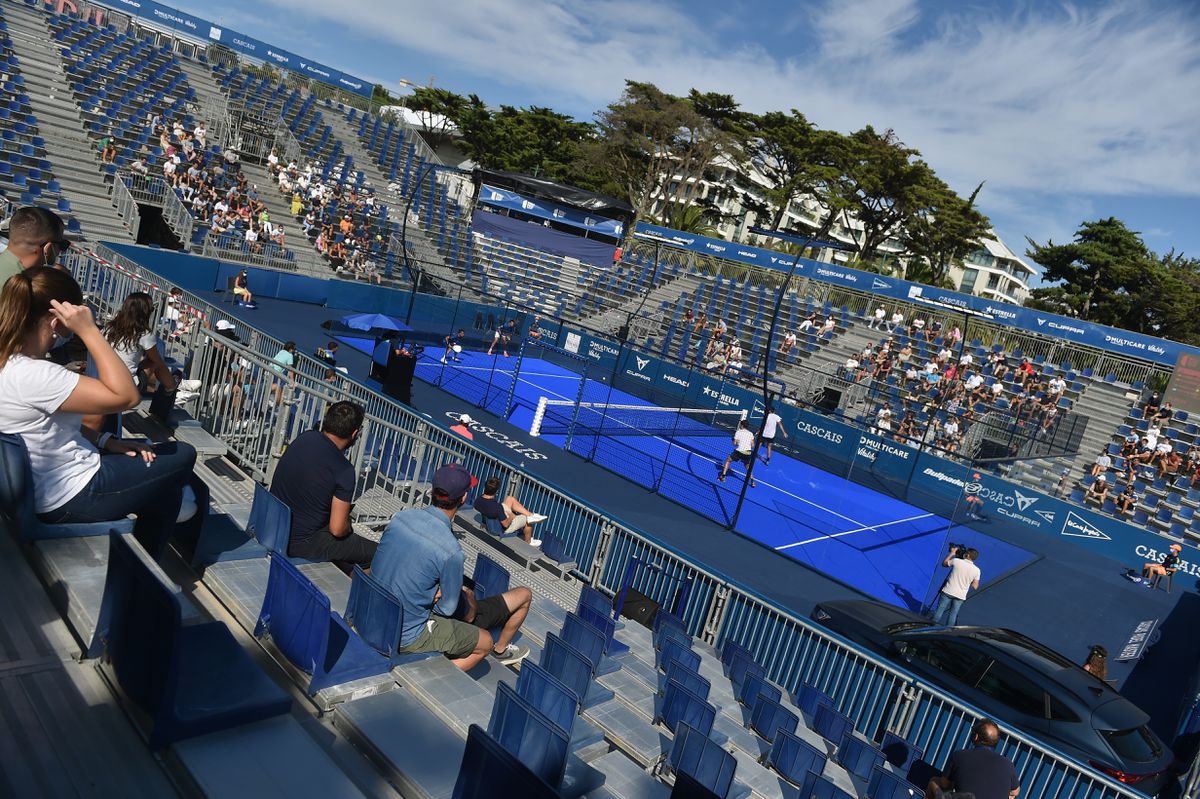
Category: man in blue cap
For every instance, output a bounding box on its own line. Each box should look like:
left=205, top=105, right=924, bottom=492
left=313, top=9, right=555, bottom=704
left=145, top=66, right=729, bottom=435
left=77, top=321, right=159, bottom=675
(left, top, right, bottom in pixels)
left=371, top=463, right=532, bottom=670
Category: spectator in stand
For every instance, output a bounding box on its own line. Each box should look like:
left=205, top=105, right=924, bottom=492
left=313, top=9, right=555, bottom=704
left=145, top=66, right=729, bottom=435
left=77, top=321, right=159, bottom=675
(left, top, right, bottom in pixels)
left=1015, top=357, right=1035, bottom=386
left=130, top=154, right=149, bottom=176
left=868, top=306, right=886, bottom=329
left=1154, top=402, right=1175, bottom=423
left=270, top=401, right=378, bottom=569
left=266, top=150, right=280, bottom=175
left=1091, top=450, right=1112, bottom=477
left=1087, top=474, right=1110, bottom=504
left=0, top=207, right=69, bottom=282
left=820, top=316, right=836, bottom=336
left=779, top=329, right=796, bottom=356
left=718, top=420, right=757, bottom=487
left=372, top=464, right=532, bottom=668
left=473, top=477, right=548, bottom=547
left=926, top=719, right=1020, bottom=799
left=1142, top=543, right=1181, bottom=584
left=683, top=308, right=694, bottom=329
left=910, top=317, right=926, bottom=338
left=315, top=340, right=339, bottom=367
left=449, top=413, right=474, bottom=440
left=87, top=291, right=177, bottom=429
left=0, top=267, right=198, bottom=557
left=1162, top=449, right=1184, bottom=483
left=843, top=354, right=860, bottom=381
left=1114, top=482, right=1138, bottom=517
left=693, top=310, right=708, bottom=335
left=232, top=269, right=254, bottom=307
left=798, top=314, right=816, bottom=335
left=1141, top=392, right=1161, bottom=419
left=888, top=309, right=905, bottom=333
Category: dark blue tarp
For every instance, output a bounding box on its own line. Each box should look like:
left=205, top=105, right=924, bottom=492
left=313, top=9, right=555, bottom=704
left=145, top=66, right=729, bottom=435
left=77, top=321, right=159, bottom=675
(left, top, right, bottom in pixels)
left=472, top=210, right=616, bottom=268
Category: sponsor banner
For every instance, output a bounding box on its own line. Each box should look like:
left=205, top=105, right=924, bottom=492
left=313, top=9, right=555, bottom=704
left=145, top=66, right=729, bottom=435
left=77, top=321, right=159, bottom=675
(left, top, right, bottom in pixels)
left=782, top=407, right=916, bottom=498
left=618, top=349, right=661, bottom=386
left=634, top=222, right=815, bottom=277
left=86, top=0, right=372, bottom=97
left=908, top=453, right=1180, bottom=567
left=482, top=185, right=624, bottom=238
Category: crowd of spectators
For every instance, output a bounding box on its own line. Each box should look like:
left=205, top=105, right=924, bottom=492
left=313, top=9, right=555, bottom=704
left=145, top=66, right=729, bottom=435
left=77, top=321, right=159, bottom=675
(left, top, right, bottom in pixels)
left=267, top=151, right=386, bottom=284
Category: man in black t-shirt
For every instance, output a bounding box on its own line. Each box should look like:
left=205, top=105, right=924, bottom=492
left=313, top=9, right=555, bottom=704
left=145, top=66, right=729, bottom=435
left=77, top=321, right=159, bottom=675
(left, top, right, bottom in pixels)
left=472, top=477, right=547, bottom=547
left=270, top=401, right=377, bottom=568
left=927, top=719, right=1020, bottom=799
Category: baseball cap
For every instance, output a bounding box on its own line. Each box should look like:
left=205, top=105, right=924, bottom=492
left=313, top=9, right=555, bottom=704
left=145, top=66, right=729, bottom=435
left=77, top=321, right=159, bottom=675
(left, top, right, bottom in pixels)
left=215, top=319, right=235, bottom=331
left=432, top=464, right=477, bottom=498
left=1170, top=543, right=1182, bottom=552
left=458, top=414, right=473, bottom=425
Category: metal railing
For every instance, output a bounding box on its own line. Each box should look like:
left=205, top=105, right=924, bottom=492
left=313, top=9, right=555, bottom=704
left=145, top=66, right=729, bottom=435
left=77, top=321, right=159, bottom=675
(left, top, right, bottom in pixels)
left=121, top=173, right=169, bottom=206
left=110, top=174, right=142, bottom=239
left=161, top=182, right=195, bottom=246
left=199, top=233, right=329, bottom=277
left=69, top=244, right=1158, bottom=799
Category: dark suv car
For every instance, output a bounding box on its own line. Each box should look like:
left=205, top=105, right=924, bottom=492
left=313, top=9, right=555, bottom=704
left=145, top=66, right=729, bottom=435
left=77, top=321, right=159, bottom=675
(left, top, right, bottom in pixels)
left=811, top=599, right=1173, bottom=795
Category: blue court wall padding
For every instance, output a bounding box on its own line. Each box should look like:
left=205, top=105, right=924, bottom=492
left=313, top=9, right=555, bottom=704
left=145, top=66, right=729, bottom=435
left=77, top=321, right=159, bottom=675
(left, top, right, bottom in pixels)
left=472, top=210, right=616, bottom=267
left=276, top=273, right=330, bottom=304
left=325, top=280, right=388, bottom=312
left=100, top=242, right=220, bottom=294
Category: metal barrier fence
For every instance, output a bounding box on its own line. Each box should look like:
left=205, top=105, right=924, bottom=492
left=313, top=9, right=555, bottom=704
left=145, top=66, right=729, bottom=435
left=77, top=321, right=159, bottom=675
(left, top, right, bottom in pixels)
left=161, top=181, right=195, bottom=246
left=110, top=175, right=141, bottom=239
left=200, top=233, right=330, bottom=277
left=68, top=244, right=1155, bottom=799
left=121, top=173, right=168, bottom=206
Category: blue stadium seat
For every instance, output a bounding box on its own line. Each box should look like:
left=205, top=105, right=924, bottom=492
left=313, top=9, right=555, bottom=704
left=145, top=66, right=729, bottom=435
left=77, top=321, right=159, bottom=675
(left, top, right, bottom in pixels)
left=880, top=731, right=924, bottom=775
left=577, top=585, right=613, bottom=618
left=245, top=482, right=304, bottom=560
left=763, top=728, right=826, bottom=786
left=655, top=623, right=692, bottom=653
left=727, top=647, right=765, bottom=691
left=654, top=608, right=687, bottom=636
left=667, top=722, right=737, bottom=798
left=452, top=724, right=560, bottom=799
left=575, top=602, right=617, bottom=653
left=737, top=671, right=781, bottom=710
left=487, top=681, right=570, bottom=787
left=540, top=632, right=593, bottom=703
left=658, top=638, right=701, bottom=674
left=343, top=564, right=430, bottom=667
left=93, top=533, right=291, bottom=748
left=868, top=764, right=923, bottom=799
left=749, top=695, right=799, bottom=742
left=814, top=703, right=854, bottom=747
left=662, top=658, right=711, bottom=702
left=0, top=432, right=134, bottom=542
left=561, top=612, right=606, bottom=672
left=797, top=769, right=854, bottom=799
left=516, top=660, right=580, bottom=736
left=472, top=552, right=510, bottom=599
left=253, top=553, right=392, bottom=695
left=655, top=679, right=717, bottom=737
left=836, top=731, right=886, bottom=779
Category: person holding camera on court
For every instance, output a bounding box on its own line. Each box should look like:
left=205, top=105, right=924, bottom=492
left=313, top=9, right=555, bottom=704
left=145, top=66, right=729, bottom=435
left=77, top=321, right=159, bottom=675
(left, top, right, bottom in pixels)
left=931, top=544, right=980, bottom=627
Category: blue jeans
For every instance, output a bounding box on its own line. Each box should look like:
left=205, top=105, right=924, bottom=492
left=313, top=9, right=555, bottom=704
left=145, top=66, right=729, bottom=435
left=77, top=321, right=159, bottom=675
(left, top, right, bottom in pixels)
left=39, top=441, right=197, bottom=559
left=932, top=592, right=965, bottom=626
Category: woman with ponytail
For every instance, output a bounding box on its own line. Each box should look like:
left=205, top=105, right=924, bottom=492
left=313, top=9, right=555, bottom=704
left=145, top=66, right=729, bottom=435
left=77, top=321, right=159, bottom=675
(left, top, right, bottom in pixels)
left=88, top=291, right=177, bottom=429
left=0, top=268, right=197, bottom=557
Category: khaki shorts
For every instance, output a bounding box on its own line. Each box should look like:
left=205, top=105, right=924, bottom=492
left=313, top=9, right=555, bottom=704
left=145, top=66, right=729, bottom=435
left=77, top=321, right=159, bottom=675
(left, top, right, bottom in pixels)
left=399, top=615, right=480, bottom=659
left=504, top=514, right=528, bottom=534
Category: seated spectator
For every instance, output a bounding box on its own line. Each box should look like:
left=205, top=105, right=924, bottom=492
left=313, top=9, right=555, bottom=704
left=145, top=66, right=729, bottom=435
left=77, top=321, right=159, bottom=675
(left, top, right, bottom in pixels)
left=888, top=310, right=904, bottom=332
left=1087, top=474, right=1109, bottom=504
left=473, top=477, right=548, bottom=546
left=315, top=340, right=339, bottom=367
left=1090, top=450, right=1112, bottom=478
left=0, top=268, right=197, bottom=555
left=779, top=330, right=796, bottom=355
left=1154, top=402, right=1175, bottom=423
left=130, top=155, right=150, bottom=176
left=1142, top=543, right=1181, bottom=582
left=1141, top=392, right=1161, bottom=419
left=1162, top=450, right=1184, bottom=483
left=1114, top=483, right=1138, bottom=517
left=232, top=269, right=254, bottom=307
left=88, top=291, right=177, bottom=429
left=372, top=464, right=531, bottom=669
left=868, top=306, right=886, bottom=330
left=0, top=207, right=70, bottom=281
left=798, top=314, right=816, bottom=334
left=269, top=401, right=378, bottom=568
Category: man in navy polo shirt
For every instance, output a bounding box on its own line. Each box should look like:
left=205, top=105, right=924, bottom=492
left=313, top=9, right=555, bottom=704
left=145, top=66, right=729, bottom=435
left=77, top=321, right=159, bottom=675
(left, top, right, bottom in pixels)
left=927, top=719, right=1020, bottom=799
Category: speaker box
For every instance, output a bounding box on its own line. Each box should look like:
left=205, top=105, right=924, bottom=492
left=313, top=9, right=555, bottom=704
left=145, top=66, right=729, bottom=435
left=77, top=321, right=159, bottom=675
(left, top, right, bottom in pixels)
left=815, top=387, right=842, bottom=413
left=383, top=351, right=416, bottom=405
left=618, top=588, right=660, bottom=629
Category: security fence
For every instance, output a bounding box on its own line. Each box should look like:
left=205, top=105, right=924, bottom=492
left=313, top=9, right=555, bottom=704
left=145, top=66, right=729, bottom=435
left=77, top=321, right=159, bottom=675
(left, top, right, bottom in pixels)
left=68, top=244, right=1159, bottom=799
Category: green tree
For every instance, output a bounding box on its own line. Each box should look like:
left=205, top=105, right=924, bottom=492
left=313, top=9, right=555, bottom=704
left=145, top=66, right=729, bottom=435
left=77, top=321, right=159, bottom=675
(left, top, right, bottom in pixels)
left=900, top=180, right=991, bottom=285
left=742, top=111, right=843, bottom=233
left=399, top=86, right=469, bottom=151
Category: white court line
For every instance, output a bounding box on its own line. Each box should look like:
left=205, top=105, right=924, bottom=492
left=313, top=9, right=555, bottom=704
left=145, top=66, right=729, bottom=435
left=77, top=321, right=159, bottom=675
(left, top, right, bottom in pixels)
left=423, top=356, right=870, bottom=528
left=774, top=512, right=938, bottom=551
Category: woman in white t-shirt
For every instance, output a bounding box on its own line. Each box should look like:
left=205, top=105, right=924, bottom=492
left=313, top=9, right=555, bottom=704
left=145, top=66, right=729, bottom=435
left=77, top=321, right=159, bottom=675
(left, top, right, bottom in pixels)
left=0, top=268, right=197, bottom=559
left=93, top=292, right=177, bottom=429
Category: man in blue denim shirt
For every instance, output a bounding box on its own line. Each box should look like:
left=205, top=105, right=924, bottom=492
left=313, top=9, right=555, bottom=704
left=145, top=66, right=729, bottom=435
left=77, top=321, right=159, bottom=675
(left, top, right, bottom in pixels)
left=372, top=464, right=531, bottom=670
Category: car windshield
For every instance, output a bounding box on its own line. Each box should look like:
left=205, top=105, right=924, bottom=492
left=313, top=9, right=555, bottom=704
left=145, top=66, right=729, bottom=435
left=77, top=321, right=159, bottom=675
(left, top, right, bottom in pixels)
left=1101, top=726, right=1161, bottom=764
left=973, top=629, right=1077, bottom=671
left=884, top=621, right=931, bottom=635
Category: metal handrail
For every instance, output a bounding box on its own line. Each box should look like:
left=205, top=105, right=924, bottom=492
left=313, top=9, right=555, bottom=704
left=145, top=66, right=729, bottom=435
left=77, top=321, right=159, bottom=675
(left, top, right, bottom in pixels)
left=110, top=174, right=142, bottom=238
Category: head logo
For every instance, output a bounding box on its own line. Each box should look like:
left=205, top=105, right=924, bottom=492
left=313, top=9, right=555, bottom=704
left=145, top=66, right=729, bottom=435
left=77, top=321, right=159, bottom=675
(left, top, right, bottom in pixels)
left=1061, top=511, right=1111, bottom=540
left=964, top=481, right=982, bottom=495
left=635, top=356, right=650, bottom=371
left=1013, top=489, right=1038, bottom=511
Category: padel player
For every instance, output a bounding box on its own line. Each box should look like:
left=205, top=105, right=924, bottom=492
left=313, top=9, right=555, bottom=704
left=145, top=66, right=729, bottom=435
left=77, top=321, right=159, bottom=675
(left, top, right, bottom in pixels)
left=719, top=420, right=757, bottom=488
left=759, top=406, right=787, bottom=464
left=442, top=328, right=466, bottom=363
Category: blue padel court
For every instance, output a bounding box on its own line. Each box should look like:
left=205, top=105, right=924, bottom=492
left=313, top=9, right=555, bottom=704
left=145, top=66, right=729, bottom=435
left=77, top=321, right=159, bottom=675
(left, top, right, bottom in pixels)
left=332, top=335, right=1040, bottom=609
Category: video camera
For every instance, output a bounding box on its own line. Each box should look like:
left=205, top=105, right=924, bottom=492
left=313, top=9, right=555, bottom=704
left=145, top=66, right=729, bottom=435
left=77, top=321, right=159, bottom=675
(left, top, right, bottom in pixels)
left=948, top=542, right=964, bottom=558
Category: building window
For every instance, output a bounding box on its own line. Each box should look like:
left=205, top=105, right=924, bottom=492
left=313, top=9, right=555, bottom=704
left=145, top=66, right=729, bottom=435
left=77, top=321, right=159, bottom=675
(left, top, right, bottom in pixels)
left=986, top=273, right=1000, bottom=289
left=960, top=269, right=979, bottom=292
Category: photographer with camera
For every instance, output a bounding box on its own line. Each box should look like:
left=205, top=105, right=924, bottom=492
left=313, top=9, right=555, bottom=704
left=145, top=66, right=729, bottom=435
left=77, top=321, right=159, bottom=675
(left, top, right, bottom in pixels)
left=931, top=543, right=980, bottom=627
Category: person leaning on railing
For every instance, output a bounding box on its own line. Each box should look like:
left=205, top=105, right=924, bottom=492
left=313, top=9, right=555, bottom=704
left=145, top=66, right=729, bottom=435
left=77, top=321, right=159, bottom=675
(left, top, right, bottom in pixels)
left=0, top=268, right=198, bottom=556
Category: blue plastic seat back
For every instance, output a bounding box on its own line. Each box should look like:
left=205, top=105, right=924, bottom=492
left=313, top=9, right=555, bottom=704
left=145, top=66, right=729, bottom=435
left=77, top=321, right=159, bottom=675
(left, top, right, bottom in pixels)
left=798, top=769, right=855, bottom=799
left=663, top=658, right=711, bottom=702
left=738, top=671, right=781, bottom=710
left=867, top=764, right=923, bottom=799
left=452, top=724, right=561, bottom=799
left=654, top=608, right=687, bottom=636
left=880, top=731, right=923, bottom=773
left=540, top=531, right=569, bottom=563
left=727, top=647, right=764, bottom=689
left=575, top=603, right=616, bottom=652
left=797, top=682, right=835, bottom=720
left=670, top=769, right=724, bottom=799
left=254, top=553, right=330, bottom=677
left=655, top=622, right=691, bottom=653
left=516, top=660, right=580, bottom=735
left=658, top=638, right=701, bottom=674
left=561, top=612, right=605, bottom=670
left=577, top=585, right=612, bottom=617
left=658, top=679, right=716, bottom=737
left=472, top=553, right=510, bottom=600
left=668, top=721, right=737, bottom=798
left=813, top=703, right=854, bottom=747
left=487, top=681, right=569, bottom=788
left=836, top=731, right=885, bottom=779
left=720, top=640, right=751, bottom=672
left=764, top=728, right=826, bottom=787
left=750, top=695, right=799, bottom=742
left=343, top=565, right=403, bottom=662
left=0, top=433, right=38, bottom=540
left=249, top=483, right=292, bottom=556
left=539, top=632, right=591, bottom=702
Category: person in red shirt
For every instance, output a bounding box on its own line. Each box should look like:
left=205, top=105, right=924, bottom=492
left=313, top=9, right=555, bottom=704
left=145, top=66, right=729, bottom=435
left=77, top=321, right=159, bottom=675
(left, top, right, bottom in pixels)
left=449, top=413, right=474, bottom=440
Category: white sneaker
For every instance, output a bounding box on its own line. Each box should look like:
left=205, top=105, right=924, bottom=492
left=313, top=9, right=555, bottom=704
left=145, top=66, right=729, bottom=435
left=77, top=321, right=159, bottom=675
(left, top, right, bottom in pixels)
left=528, top=513, right=548, bottom=523
left=528, top=538, right=543, bottom=548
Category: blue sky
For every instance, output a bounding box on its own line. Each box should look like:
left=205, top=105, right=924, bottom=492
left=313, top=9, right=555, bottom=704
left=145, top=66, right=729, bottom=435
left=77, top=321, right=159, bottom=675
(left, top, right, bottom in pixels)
left=175, top=0, right=1200, bottom=274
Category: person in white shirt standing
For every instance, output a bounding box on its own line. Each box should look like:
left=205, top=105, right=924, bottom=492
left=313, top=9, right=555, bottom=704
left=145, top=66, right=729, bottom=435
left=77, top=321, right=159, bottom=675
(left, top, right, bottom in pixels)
left=718, top=419, right=757, bottom=487
left=758, top=406, right=787, bottom=465
left=931, top=545, right=980, bottom=626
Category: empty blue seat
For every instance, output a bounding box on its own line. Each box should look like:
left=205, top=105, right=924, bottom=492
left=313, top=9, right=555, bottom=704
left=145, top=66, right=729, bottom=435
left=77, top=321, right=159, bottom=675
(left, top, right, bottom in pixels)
left=656, top=679, right=716, bottom=737
left=0, top=432, right=135, bottom=542
left=868, top=763, right=923, bottom=799
left=487, top=681, right=570, bottom=788
left=245, top=482, right=299, bottom=558
left=814, top=703, right=854, bottom=747
left=253, top=553, right=392, bottom=695
left=763, top=728, right=826, bottom=787
left=668, top=722, right=737, bottom=798
left=662, top=658, right=711, bottom=702
left=516, top=660, right=580, bottom=735
left=540, top=632, right=592, bottom=702
left=797, top=769, right=854, bottom=799
left=837, top=731, right=886, bottom=779
left=472, top=552, right=510, bottom=599
left=737, top=671, right=781, bottom=710
left=726, top=647, right=764, bottom=690
left=452, top=724, right=560, bottom=799
left=577, top=585, right=612, bottom=617
left=575, top=603, right=617, bottom=653
left=880, top=731, right=924, bottom=774
left=658, top=637, right=701, bottom=674
left=749, top=695, right=799, bottom=742
left=561, top=612, right=607, bottom=671
left=93, top=533, right=292, bottom=748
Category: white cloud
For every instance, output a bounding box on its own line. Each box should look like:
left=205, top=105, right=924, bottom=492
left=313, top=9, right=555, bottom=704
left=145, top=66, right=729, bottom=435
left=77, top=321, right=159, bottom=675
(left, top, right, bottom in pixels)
left=190, top=0, right=1200, bottom=251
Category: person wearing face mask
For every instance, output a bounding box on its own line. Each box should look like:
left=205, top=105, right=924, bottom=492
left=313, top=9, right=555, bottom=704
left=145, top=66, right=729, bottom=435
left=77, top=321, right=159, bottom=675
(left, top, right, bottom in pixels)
left=0, top=268, right=198, bottom=559
left=0, top=207, right=71, bottom=281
